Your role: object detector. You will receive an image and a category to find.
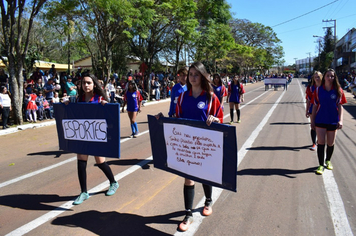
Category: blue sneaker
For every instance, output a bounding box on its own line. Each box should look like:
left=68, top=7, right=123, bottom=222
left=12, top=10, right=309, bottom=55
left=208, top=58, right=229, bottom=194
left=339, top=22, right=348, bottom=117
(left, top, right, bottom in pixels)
left=106, top=181, right=119, bottom=196
left=73, top=192, right=89, bottom=205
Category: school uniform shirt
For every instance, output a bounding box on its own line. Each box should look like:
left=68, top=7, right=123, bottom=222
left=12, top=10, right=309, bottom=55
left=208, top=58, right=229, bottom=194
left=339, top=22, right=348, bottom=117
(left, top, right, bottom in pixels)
left=78, top=94, right=105, bottom=104
left=124, top=90, right=143, bottom=112
left=305, top=85, right=316, bottom=114
left=228, top=82, right=245, bottom=103
left=313, top=85, right=347, bottom=125
left=212, top=84, right=227, bottom=103
left=176, top=89, right=224, bottom=124
left=168, top=83, right=187, bottom=116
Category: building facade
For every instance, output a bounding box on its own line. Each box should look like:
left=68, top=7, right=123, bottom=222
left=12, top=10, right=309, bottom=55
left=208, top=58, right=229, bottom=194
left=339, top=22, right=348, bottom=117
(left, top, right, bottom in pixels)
left=335, top=28, right=356, bottom=75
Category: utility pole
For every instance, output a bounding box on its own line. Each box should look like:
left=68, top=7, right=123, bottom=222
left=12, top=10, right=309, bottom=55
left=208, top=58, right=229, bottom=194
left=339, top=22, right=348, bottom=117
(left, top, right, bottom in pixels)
left=306, top=52, right=311, bottom=75
left=323, top=19, right=336, bottom=70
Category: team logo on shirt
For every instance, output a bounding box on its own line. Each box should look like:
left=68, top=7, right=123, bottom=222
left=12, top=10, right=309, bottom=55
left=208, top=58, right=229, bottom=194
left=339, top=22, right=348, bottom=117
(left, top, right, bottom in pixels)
left=132, top=93, right=136, bottom=98
left=330, top=94, right=336, bottom=100
left=217, top=88, right=220, bottom=91
left=197, top=101, right=205, bottom=109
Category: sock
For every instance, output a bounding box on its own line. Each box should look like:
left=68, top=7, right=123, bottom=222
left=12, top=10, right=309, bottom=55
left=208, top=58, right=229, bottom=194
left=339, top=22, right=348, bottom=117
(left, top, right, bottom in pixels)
left=134, top=122, right=139, bottom=134
left=317, top=144, right=325, bottom=166
left=77, top=160, right=87, bottom=193
left=202, top=184, right=212, bottom=203
left=236, top=109, right=241, bottom=121
left=326, top=145, right=334, bottom=162
left=183, top=185, right=195, bottom=213
left=311, top=129, right=317, bottom=145
left=97, top=162, right=116, bottom=184
left=230, top=109, right=234, bottom=121
left=130, top=123, right=135, bottom=134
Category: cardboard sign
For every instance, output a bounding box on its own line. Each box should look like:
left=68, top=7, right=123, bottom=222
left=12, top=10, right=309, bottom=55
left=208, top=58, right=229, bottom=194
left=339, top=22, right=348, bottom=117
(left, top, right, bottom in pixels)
left=148, top=115, right=237, bottom=192
left=53, top=103, right=120, bottom=158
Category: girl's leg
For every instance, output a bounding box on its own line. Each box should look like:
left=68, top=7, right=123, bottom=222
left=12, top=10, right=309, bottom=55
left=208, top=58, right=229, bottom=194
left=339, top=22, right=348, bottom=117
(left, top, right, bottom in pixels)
left=94, top=156, right=117, bottom=186
left=315, top=127, right=326, bottom=173
left=235, top=103, right=241, bottom=122
left=32, top=110, right=37, bottom=122
left=183, top=179, right=195, bottom=213
left=28, top=110, right=33, bottom=122
left=229, top=102, right=234, bottom=123
left=325, top=130, right=337, bottom=169
left=128, top=111, right=136, bottom=135
left=179, top=178, right=195, bottom=231
left=202, top=184, right=213, bottom=216
left=311, top=129, right=317, bottom=145
left=77, top=154, right=89, bottom=193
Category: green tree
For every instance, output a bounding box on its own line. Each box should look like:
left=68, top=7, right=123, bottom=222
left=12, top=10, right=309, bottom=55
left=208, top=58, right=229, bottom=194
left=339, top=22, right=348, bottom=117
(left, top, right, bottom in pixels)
left=0, top=0, right=47, bottom=124
left=77, top=0, right=135, bottom=80
left=229, top=19, right=284, bottom=72
left=44, top=0, right=79, bottom=73
left=194, top=0, right=234, bottom=73
left=313, top=27, right=335, bottom=73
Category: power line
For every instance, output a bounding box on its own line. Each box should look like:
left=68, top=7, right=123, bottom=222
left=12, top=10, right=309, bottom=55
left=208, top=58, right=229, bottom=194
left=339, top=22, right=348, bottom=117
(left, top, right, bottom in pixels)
left=272, top=0, right=339, bottom=28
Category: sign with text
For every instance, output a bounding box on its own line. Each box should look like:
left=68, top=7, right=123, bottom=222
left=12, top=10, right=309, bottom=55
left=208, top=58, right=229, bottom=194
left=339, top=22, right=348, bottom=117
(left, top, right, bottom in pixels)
left=148, top=115, right=237, bottom=192
left=54, top=103, right=120, bottom=158
left=62, top=119, right=108, bottom=142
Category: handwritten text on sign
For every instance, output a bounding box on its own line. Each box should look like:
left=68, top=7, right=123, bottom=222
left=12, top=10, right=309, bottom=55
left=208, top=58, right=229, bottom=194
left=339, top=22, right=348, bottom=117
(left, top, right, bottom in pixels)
left=62, top=119, right=107, bottom=142
left=163, top=123, right=223, bottom=184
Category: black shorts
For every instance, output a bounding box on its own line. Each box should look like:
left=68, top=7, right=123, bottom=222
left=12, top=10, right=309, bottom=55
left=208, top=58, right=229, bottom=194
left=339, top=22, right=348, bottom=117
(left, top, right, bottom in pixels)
left=315, top=123, right=338, bottom=131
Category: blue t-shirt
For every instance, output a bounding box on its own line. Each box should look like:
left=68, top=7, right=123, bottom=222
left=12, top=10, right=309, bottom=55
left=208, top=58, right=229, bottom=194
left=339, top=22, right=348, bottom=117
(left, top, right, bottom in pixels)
left=176, top=90, right=223, bottom=123
left=228, top=83, right=244, bottom=103
left=124, top=90, right=143, bottom=112
left=212, top=85, right=227, bottom=103
left=168, top=83, right=187, bottom=116
left=43, top=83, right=54, bottom=99
left=314, top=86, right=347, bottom=125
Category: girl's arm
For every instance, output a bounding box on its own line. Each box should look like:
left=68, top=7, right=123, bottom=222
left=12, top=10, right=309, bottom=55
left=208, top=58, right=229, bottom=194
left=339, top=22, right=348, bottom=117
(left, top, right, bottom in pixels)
left=310, top=103, right=317, bottom=130
left=306, top=100, right=311, bottom=118
left=338, top=104, right=343, bottom=129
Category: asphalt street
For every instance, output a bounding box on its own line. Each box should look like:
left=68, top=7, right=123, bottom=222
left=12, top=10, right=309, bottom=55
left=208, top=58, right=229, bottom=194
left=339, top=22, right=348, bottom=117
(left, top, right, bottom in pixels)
left=0, top=78, right=355, bottom=236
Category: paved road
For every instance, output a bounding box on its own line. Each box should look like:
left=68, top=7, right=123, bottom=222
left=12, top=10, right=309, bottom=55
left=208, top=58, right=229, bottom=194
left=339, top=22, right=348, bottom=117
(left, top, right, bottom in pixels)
left=0, top=78, right=355, bottom=235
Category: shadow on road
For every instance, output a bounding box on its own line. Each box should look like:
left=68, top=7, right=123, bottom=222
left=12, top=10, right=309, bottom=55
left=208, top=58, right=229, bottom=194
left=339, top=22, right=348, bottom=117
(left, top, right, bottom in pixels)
left=27, top=150, right=72, bottom=158
left=269, top=122, right=310, bottom=125
left=237, top=167, right=316, bottom=178
left=0, top=194, right=75, bottom=211
left=343, top=102, right=356, bottom=121
left=247, top=145, right=311, bottom=152
left=52, top=210, right=184, bottom=235
left=106, top=159, right=152, bottom=170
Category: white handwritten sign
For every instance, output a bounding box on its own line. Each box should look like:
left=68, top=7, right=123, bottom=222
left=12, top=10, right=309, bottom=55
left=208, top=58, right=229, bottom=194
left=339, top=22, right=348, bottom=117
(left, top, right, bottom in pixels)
left=62, top=119, right=107, bottom=142
left=163, top=123, right=223, bottom=184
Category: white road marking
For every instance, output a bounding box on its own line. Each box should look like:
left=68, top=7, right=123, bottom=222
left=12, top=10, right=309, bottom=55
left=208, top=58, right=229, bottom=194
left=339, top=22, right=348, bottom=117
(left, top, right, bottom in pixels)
left=297, top=79, right=353, bottom=236
left=5, top=156, right=153, bottom=236
left=0, top=130, right=150, bottom=189
left=175, top=89, right=286, bottom=235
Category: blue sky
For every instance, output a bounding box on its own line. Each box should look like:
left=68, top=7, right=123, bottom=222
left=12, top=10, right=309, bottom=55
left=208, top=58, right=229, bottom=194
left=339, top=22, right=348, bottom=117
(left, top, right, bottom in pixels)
left=226, top=0, right=356, bottom=66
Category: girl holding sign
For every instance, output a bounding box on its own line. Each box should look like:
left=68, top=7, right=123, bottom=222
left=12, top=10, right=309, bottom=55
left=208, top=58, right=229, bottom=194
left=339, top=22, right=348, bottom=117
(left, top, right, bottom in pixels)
left=69, top=73, right=119, bottom=205
left=175, top=62, right=223, bottom=231
left=311, top=69, right=347, bottom=175
left=228, top=75, right=245, bottom=124
left=122, top=80, right=143, bottom=138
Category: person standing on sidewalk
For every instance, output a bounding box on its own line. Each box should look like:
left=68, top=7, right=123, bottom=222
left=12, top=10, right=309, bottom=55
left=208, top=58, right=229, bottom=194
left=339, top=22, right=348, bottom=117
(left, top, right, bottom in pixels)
left=0, top=86, right=12, bottom=129
left=311, top=69, right=347, bottom=175
left=305, top=71, right=322, bottom=151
